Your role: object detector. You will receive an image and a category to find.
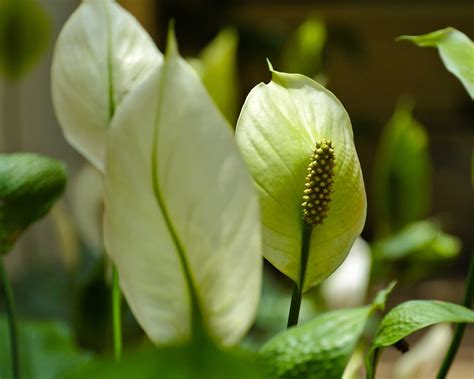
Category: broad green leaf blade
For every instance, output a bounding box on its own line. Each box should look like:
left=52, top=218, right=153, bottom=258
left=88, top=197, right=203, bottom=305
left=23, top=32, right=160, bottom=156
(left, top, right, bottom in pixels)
left=51, top=0, right=162, bottom=171
left=65, top=342, right=265, bottom=379
left=104, top=34, right=261, bottom=346
left=190, top=28, right=239, bottom=124
left=259, top=307, right=371, bottom=379
left=0, top=153, right=67, bottom=254
left=398, top=28, right=474, bottom=99
left=0, top=0, right=50, bottom=80
left=372, top=98, right=431, bottom=236
left=0, top=319, right=91, bottom=379
left=366, top=300, right=474, bottom=379
left=236, top=68, right=366, bottom=291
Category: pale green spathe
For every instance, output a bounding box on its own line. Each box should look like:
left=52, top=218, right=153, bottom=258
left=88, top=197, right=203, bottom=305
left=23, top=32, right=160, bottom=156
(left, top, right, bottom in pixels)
left=236, top=68, right=366, bottom=291
left=51, top=0, right=162, bottom=171
left=398, top=27, right=474, bottom=99
left=103, top=36, right=262, bottom=346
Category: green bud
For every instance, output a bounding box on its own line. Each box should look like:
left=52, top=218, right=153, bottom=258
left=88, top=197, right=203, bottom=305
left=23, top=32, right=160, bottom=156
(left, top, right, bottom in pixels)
left=0, top=153, right=67, bottom=254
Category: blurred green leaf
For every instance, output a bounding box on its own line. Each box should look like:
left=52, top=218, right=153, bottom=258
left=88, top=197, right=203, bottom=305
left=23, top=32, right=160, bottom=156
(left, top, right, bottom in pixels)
left=372, top=220, right=461, bottom=261
left=398, top=27, right=474, bottom=99
left=372, top=98, right=432, bottom=236
left=0, top=319, right=91, bottom=379
left=366, top=300, right=474, bottom=379
left=280, top=17, right=327, bottom=79
left=258, top=285, right=394, bottom=379
left=0, top=153, right=67, bottom=254
left=189, top=28, right=239, bottom=124
left=65, top=341, right=264, bottom=379
left=0, top=0, right=50, bottom=80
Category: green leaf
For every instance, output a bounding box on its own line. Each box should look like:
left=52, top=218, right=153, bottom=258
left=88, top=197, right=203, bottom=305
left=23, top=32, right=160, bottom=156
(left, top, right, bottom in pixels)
left=0, top=0, right=50, bottom=80
left=260, top=307, right=370, bottom=379
left=0, top=319, right=91, bottom=379
left=258, top=285, right=394, bottom=379
left=373, top=220, right=461, bottom=261
left=103, top=31, right=261, bottom=346
left=0, top=153, right=67, bottom=254
left=235, top=66, right=366, bottom=291
left=65, top=342, right=264, bottom=379
left=189, top=28, right=239, bottom=124
left=51, top=0, right=162, bottom=171
left=398, top=27, right=474, bottom=99
left=366, top=300, right=474, bottom=379
left=280, top=17, right=327, bottom=79
left=372, top=98, right=431, bottom=236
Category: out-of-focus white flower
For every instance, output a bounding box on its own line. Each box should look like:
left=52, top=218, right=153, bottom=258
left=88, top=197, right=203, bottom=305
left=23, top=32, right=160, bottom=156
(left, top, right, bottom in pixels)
left=393, top=323, right=452, bottom=379
left=321, top=237, right=371, bottom=309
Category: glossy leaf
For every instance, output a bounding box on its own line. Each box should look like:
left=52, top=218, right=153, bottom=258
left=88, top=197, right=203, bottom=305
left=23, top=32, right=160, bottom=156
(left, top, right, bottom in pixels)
left=103, top=33, right=261, bottom=346
left=0, top=153, right=67, bottom=254
left=259, top=285, right=393, bottom=379
left=235, top=66, right=366, bottom=291
left=398, top=27, right=474, bottom=99
left=372, top=98, right=431, bottom=236
left=366, top=300, right=474, bottom=379
left=190, top=28, right=239, bottom=124
left=0, top=0, right=50, bottom=80
left=51, top=0, right=162, bottom=170
left=0, top=319, right=90, bottom=379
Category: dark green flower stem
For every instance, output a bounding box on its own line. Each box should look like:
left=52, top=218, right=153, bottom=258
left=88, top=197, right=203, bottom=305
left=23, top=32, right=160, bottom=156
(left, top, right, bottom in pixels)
left=111, top=265, right=122, bottom=361
left=287, top=223, right=312, bottom=328
left=0, top=256, right=20, bottom=379
left=436, top=253, right=474, bottom=378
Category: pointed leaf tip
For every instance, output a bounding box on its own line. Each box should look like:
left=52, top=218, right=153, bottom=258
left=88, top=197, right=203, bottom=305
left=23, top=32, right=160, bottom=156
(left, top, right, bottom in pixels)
left=266, top=58, right=274, bottom=72
left=166, top=20, right=179, bottom=57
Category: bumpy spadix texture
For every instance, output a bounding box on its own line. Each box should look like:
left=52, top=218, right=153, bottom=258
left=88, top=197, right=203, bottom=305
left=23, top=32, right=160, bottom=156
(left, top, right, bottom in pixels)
left=103, top=36, right=261, bottom=346
left=51, top=0, right=162, bottom=170
left=236, top=69, right=366, bottom=291
left=302, top=139, right=336, bottom=226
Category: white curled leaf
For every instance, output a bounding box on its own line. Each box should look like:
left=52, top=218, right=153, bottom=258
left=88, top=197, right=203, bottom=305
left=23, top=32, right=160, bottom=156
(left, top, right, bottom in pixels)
left=321, top=237, right=371, bottom=309
left=51, top=0, right=162, bottom=170
left=236, top=67, right=366, bottom=291
left=398, top=27, right=474, bottom=99
left=103, top=33, right=261, bottom=346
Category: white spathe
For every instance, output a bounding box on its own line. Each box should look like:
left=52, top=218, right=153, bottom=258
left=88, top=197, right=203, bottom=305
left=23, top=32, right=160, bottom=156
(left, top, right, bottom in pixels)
left=321, top=237, right=371, bottom=309
left=103, top=37, right=262, bottom=346
left=236, top=69, right=366, bottom=291
left=51, top=0, right=162, bottom=170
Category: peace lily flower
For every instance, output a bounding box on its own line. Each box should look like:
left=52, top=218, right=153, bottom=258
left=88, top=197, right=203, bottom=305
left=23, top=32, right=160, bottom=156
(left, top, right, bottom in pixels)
left=236, top=66, right=366, bottom=294
left=51, top=0, right=162, bottom=171
left=103, top=32, right=262, bottom=346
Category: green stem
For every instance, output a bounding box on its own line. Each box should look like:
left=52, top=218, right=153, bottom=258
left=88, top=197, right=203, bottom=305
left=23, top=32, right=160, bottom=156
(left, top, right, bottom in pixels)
left=436, top=253, right=474, bottom=379
left=287, top=223, right=312, bottom=328
left=112, top=265, right=122, bottom=361
left=0, top=256, right=20, bottom=379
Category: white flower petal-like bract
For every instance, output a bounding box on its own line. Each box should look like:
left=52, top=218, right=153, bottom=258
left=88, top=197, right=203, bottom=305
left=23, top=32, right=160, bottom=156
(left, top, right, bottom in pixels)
left=52, top=0, right=162, bottom=170
left=103, top=33, right=262, bottom=346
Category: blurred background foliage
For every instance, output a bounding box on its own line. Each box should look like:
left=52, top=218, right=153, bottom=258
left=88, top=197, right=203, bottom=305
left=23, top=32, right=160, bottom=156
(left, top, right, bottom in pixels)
left=0, top=0, right=473, bottom=377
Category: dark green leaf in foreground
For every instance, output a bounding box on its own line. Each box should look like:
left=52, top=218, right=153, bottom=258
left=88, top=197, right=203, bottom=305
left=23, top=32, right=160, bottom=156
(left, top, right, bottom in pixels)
left=258, top=283, right=395, bottom=379
left=0, top=0, right=51, bottom=80
left=0, top=319, right=90, bottom=379
left=65, top=341, right=264, bottom=379
left=366, top=300, right=474, bottom=379
left=0, top=153, right=67, bottom=254
left=398, top=27, right=474, bottom=99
